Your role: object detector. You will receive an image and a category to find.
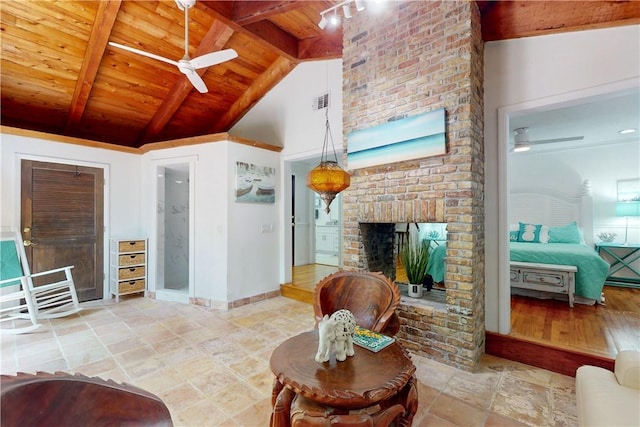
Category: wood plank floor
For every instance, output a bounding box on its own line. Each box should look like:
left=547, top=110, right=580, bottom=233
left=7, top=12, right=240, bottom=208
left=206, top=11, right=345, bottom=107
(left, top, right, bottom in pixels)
left=282, top=263, right=640, bottom=359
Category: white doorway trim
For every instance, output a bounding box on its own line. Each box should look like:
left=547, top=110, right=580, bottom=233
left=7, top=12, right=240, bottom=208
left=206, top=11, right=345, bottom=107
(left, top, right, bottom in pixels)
left=13, top=153, right=110, bottom=300
left=496, top=78, right=640, bottom=335
left=150, top=156, right=197, bottom=305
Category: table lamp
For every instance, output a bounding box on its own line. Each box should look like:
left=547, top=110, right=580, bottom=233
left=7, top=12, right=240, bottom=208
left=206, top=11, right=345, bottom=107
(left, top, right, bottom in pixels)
left=615, top=201, right=640, bottom=245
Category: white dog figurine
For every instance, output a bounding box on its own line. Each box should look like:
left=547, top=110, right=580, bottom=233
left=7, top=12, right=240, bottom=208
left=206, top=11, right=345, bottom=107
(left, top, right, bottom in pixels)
left=315, top=309, right=356, bottom=363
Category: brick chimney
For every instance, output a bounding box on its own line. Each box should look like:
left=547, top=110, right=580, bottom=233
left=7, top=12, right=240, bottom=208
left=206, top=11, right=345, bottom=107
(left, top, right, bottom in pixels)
left=342, top=1, right=485, bottom=371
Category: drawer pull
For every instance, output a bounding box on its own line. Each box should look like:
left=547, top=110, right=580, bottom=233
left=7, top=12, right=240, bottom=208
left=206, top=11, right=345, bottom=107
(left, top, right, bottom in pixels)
left=129, top=268, right=135, bottom=272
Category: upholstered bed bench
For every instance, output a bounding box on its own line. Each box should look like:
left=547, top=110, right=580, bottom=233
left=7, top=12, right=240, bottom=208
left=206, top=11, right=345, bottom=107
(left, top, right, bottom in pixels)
left=510, top=261, right=577, bottom=307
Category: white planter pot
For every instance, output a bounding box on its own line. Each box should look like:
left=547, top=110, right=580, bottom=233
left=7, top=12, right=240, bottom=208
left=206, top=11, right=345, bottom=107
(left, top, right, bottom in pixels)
left=408, top=283, right=423, bottom=298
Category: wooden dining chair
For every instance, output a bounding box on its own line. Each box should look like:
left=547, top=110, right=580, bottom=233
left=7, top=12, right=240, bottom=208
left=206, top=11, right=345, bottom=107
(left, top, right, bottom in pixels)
left=313, top=271, right=401, bottom=335
left=0, top=226, right=81, bottom=330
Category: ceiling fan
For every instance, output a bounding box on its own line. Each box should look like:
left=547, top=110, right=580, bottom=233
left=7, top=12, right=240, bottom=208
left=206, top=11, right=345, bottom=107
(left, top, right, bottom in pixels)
left=108, top=0, right=237, bottom=94
left=512, top=127, right=584, bottom=152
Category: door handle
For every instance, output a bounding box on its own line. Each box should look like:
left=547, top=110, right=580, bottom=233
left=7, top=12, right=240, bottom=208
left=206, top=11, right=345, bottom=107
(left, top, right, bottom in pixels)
left=23, top=239, right=38, bottom=247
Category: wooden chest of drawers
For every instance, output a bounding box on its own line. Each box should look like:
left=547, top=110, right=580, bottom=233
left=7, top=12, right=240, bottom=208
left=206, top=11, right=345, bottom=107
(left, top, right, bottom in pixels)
left=110, top=238, right=147, bottom=302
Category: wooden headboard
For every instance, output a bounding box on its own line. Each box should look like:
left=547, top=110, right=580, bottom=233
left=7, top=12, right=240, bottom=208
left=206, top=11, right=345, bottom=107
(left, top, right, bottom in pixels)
left=509, top=180, right=594, bottom=246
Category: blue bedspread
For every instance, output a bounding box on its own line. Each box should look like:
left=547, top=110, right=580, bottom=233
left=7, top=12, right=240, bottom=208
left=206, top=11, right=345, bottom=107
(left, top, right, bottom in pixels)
left=426, top=244, right=446, bottom=283
left=509, top=242, right=610, bottom=300
left=426, top=242, right=610, bottom=300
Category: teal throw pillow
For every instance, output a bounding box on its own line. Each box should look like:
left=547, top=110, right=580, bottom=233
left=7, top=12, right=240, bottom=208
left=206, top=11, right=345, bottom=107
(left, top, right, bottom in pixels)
left=548, top=222, right=582, bottom=244
left=509, top=230, right=519, bottom=242
left=518, top=222, right=544, bottom=243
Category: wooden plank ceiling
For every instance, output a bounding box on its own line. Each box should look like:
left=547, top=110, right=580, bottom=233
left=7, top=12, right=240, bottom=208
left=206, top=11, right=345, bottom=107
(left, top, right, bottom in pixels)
left=1, top=1, right=638, bottom=149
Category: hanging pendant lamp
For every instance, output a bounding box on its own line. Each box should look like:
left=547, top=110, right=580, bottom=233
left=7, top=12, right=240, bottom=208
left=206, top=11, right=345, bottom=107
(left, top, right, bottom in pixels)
left=307, top=110, right=350, bottom=214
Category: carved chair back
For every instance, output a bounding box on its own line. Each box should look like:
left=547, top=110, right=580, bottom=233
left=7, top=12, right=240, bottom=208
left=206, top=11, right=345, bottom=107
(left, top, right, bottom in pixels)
left=313, top=271, right=401, bottom=335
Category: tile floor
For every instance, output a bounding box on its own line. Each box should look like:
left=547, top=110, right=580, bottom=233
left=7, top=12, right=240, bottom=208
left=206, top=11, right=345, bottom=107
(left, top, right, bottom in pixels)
left=1, top=296, right=578, bottom=426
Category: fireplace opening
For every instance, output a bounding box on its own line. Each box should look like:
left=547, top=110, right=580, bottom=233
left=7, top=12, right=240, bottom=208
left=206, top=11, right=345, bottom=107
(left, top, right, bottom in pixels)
left=360, top=222, right=448, bottom=304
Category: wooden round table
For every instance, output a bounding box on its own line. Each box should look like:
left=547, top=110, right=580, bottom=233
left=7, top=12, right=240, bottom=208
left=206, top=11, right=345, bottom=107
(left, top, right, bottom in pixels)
left=269, top=330, right=417, bottom=426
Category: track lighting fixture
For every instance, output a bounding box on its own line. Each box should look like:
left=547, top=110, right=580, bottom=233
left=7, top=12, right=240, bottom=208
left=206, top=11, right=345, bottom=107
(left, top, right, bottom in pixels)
left=318, top=14, right=328, bottom=29
left=342, top=3, right=352, bottom=18
left=318, top=0, right=367, bottom=29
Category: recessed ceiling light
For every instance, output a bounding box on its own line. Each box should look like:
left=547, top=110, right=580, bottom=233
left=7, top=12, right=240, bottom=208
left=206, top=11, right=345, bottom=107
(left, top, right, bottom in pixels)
left=619, top=128, right=637, bottom=134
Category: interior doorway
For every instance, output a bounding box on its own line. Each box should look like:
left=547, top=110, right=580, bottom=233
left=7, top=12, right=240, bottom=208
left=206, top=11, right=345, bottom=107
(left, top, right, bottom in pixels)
left=314, top=192, right=341, bottom=266
left=155, top=162, right=192, bottom=303
left=288, top=157, right=344, bottom=269
left=20, top=159, right=104, bottom=302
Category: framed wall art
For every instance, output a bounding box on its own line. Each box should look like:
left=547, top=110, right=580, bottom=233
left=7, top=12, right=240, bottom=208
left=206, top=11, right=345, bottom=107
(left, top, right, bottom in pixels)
left=235, top=161, right=276, bottom=204
left=617, top=178, right=640, bottom=202
left=346, top=108, right=446, bottom=170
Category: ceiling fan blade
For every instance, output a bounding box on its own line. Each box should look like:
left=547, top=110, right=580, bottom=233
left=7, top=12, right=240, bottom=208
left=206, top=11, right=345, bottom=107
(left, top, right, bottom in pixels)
left=183, top=70, right=208, bottom=93
left=530, top=136, right=584, bottom=144
left=109, top=42, right=179, bottom=67
left=190, top=49, right=238, bottom=69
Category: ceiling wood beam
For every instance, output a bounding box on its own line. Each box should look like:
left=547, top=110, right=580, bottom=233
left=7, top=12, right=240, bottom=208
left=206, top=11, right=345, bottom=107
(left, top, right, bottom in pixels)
left=199, top=2, right=302, bottom=63
left=209, top=55, right=295, bottom=133
left=479, top=1, right=640, bottom=41
left=243, top=20, right=299, bottom=58
left=231, top=1, right=306, bottom=25
left=140, top=20, right=235, bottom=144
left=299, top=31, right=342, bottom=59
left=65, top=0, right=122, bottom=131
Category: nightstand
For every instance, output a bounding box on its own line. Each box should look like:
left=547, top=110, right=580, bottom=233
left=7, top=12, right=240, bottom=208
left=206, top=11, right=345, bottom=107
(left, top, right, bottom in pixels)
left=595, top=243, right=640, bottom=288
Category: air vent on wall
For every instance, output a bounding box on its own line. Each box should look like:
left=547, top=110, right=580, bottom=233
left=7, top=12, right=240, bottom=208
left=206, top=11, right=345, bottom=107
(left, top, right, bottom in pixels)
left=313, top=93, right=329, bottom=110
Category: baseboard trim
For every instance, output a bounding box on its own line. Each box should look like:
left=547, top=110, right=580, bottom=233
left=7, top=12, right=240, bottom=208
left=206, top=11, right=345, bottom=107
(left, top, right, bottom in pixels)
left=485, top=332, right=614, bottom=377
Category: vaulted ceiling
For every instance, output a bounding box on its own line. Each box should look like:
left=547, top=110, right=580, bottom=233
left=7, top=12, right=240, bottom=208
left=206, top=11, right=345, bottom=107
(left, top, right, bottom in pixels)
left=1, top=1, right=638, bottom=148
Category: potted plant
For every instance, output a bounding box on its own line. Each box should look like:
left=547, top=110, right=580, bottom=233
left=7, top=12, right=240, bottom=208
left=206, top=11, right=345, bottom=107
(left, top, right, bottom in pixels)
left=399, top=238, right=430, bottom=297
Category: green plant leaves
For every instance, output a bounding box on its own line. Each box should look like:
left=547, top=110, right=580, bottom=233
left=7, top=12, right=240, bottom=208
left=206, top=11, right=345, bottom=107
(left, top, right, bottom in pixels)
left=399, top=238, right=430, bottom=284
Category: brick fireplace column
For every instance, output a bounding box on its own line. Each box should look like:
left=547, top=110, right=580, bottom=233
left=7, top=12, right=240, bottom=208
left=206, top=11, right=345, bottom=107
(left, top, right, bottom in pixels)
left=341, top=1, right=485, bottom=371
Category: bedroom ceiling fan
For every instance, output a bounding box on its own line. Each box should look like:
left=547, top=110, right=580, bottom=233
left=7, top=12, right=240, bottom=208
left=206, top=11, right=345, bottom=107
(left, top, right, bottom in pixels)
left=512, top=127, right=584, bottom=152
left=108, top=0, right=237, bottom=94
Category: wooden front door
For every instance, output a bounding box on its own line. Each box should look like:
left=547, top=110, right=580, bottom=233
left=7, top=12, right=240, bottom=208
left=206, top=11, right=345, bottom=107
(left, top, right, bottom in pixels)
left=21, top=160, right=104, bottom=301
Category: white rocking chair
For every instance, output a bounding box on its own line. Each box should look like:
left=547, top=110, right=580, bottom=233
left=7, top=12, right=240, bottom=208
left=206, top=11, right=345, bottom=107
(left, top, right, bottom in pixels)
left=0, top=227, right=81, bottom=333
left=1, top=229, right=41, bottom=333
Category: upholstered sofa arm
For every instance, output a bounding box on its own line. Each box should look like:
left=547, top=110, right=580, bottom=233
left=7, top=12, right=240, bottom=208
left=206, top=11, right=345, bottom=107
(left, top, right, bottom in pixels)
left=615, top=350, right=640, bottom=390
left=576, top=351, right=640, bottom=427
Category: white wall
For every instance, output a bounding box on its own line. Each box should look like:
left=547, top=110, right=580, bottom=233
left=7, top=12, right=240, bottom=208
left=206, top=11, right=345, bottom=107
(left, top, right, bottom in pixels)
left=0, top=132, right=142, bottom=298
left=231, top=60, right=344, bottom=158
left=231, top=59, right=345, bottom=284
left=140, top=140, right=280, bottom=306
left=484, top=25, right=640, bottom=333
left=509, top=140, right=640, bottom=244
left=226, top=143, right=280, bottom=302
